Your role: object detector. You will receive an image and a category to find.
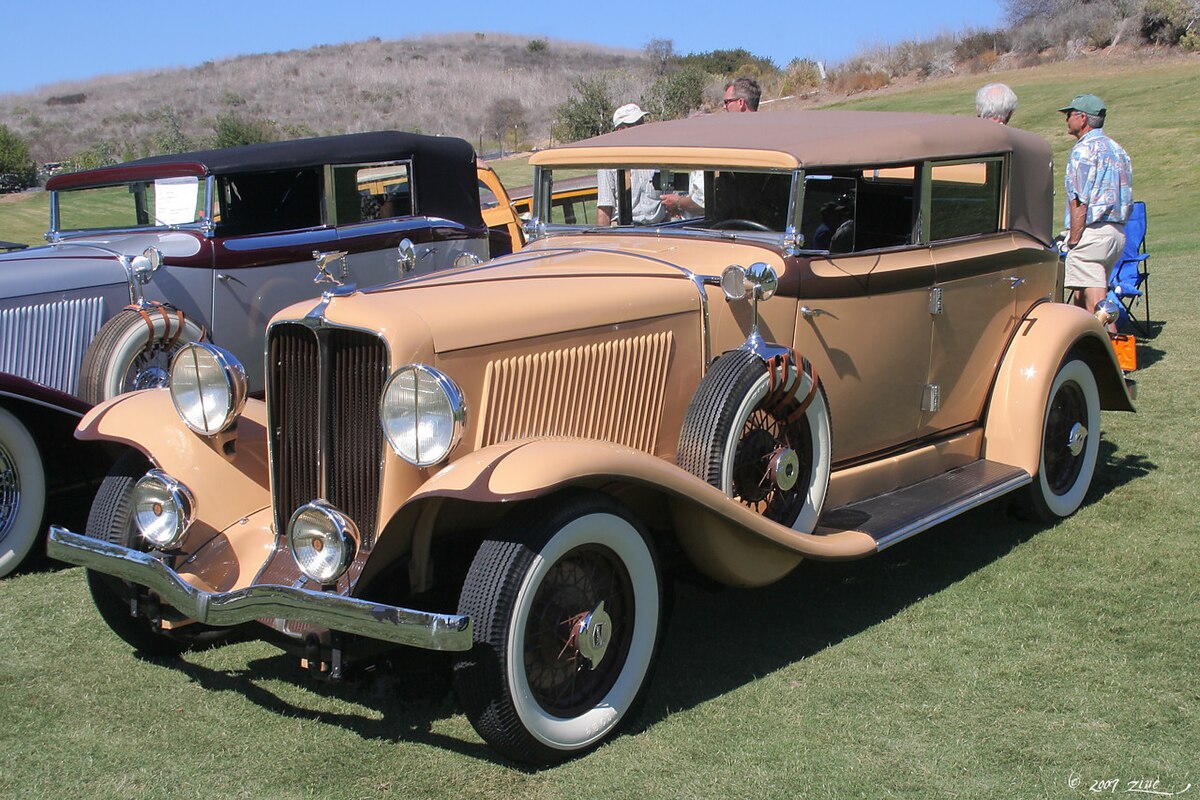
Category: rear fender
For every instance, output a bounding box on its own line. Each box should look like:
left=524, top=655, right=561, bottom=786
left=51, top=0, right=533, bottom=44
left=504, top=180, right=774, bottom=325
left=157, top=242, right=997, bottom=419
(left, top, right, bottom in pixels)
left=363, top=438, right=877, bottom=592
left=984, top=301, right=1134, bottom=475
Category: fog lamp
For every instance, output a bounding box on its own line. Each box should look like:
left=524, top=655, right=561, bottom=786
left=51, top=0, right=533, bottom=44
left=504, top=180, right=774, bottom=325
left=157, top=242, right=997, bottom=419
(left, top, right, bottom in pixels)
left=133, top=470, right=194, bottom=549
left=288, top=501, right=359, bottom=584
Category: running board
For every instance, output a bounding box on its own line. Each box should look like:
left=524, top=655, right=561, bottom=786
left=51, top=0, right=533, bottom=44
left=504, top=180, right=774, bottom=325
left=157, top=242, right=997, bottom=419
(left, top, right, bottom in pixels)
left=816, top=460, right=1031, bottom=551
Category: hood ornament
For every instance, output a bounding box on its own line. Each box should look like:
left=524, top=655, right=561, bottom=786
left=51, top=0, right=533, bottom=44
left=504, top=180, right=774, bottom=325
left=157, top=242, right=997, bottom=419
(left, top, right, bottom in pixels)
left=312, top=250, right=348, bottom=287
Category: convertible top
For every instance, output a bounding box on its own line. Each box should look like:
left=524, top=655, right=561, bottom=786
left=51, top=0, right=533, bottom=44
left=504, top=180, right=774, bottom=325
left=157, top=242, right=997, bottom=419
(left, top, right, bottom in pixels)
left=47, top=131, right=483, bottom=226
left=533, top=111, right=1053, bottom=243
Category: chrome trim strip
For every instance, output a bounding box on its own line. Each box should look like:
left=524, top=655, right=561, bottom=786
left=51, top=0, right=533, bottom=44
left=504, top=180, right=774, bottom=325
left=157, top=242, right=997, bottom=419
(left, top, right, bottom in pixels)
left=47, top=527, right=473, bottom=651
left=873, top=471, right=1032, bottom=552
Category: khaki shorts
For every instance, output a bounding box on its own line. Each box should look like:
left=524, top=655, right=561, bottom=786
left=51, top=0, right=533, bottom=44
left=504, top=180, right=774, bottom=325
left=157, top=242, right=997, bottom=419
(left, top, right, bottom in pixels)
left=1064, top=222, right=1125, bottom=289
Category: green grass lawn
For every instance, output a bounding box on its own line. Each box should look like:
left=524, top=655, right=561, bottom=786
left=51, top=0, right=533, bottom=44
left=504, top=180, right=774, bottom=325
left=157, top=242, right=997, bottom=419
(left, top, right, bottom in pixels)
left=2, top=57, right=1197, bottom=798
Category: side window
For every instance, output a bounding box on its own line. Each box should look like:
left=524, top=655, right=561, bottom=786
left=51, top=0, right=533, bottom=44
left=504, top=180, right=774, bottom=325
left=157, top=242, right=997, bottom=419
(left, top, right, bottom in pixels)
left=802, top=167, right=916, bottom=253
left=216, top=168, right=321, bottom=234
left=332, top=162, right=413, bottom=225
left=928, top=160, right=1003, bottom=241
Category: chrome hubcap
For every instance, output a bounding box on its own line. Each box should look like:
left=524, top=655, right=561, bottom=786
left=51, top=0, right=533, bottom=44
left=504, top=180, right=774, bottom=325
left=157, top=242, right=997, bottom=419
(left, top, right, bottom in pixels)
left=770, top=448, right=800, bottom=491
left=132, top=366, right=170, bottom=391
left=575, top=601, right=612, bottom=670
left=1066, top=422, right=1088, bottom=457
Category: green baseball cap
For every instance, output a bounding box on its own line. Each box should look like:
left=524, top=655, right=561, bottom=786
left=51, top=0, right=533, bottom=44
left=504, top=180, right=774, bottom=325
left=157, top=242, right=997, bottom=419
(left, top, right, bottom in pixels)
left=1058, top=93, right=1107, bottom=115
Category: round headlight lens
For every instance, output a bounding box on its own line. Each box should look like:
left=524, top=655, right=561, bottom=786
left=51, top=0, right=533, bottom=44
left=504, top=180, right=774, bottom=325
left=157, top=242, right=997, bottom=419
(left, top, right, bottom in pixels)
left=288, top=501, right=358, bottom=584
left=134, top=470, right=194, bottom=549
left=380, top=365, right=465, bottom=466
left=169, top=343, right=247, bottom=435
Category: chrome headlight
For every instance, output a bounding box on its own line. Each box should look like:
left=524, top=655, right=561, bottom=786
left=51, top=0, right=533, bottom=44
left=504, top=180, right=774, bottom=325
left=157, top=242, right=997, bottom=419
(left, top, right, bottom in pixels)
left=169, top=342, right=247, bottom=435
left=288, top=501, right=359, bottom=584
left=380, top=364, right=465, bottom=467
left=134, top=470, right=194, bottom=549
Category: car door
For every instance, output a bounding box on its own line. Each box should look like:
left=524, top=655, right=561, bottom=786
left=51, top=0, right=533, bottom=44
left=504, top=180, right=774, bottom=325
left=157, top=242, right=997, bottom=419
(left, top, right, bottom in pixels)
left=331, top=162, right=488, bottom=285
left=792, top=168, right=933, bottom=462
left=924, top=159, right=1035, bottom=436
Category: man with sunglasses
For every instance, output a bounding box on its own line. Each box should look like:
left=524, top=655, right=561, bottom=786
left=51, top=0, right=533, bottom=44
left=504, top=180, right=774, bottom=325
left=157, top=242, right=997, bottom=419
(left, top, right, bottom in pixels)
left=723, top=77, right=761, bottom=112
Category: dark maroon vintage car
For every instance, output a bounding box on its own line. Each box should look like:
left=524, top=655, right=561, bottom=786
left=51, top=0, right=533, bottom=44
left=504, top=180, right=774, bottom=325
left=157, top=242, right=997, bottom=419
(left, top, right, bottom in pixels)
left=0, top=131, right=490, bottom=577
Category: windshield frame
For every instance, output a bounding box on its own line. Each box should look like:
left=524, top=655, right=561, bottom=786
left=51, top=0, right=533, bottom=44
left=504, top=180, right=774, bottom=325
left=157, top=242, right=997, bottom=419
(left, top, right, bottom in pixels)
left=527, top=163, right=804, bottom=253
left=48, top=174, right=215, bottom=242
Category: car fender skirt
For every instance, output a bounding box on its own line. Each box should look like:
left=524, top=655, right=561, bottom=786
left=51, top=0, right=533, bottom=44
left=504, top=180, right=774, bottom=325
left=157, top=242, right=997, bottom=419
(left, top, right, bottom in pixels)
left=401, top=439, right=877, bottom=583
left=984, top=302, right=1134, bottom=476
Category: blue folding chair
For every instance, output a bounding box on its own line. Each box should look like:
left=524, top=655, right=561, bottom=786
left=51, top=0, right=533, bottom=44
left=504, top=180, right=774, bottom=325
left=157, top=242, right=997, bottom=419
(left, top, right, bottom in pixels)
left=1108, top=200, right=1150, bottom=336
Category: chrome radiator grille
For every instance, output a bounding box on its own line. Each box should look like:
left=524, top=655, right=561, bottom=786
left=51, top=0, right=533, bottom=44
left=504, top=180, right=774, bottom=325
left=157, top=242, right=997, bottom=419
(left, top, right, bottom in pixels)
left=268, top=323, right=388, bottom=550
left=0, top=297, right=105, bottom=395
left=477, top=332, right=673, bottom=453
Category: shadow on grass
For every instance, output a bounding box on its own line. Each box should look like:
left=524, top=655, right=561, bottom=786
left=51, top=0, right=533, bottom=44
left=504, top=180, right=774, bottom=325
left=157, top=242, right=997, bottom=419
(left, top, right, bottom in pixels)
left=136, top=439, right=1155, bottom=768
left=155, top=646, right=500, bottom=762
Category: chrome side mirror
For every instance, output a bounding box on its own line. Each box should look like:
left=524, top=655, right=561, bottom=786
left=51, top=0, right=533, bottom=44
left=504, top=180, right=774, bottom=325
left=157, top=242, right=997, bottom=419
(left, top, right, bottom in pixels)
left=129, top=246, right=163, bottom=285
left=724, top=262, right=787, bottom=361
left=720, top=262, right=778, bottom=302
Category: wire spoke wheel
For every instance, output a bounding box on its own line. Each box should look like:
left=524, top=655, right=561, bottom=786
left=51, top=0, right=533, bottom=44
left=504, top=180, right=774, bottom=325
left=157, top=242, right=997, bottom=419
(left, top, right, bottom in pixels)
left=454, top=490, right=662, bottom=765
left=523, top=544, right=634, bottom=718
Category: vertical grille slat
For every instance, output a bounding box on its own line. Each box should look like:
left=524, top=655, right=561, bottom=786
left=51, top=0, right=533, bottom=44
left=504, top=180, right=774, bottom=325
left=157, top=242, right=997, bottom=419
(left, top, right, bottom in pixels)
left=478, top=332, right=673, bottom=453
left=269, top=323, right=386, bottom=551
left=0, top=297, right=106, bottom=395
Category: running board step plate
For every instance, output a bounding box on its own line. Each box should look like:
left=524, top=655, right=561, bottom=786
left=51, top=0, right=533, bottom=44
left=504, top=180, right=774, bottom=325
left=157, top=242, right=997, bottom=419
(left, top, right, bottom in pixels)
left=817, top=460, right=1031, bottom=551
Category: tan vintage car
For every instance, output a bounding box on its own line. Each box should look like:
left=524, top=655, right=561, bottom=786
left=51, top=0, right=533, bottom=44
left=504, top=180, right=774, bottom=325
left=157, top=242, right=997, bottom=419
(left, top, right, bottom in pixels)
left=49, top=111, right=1134, bottom=765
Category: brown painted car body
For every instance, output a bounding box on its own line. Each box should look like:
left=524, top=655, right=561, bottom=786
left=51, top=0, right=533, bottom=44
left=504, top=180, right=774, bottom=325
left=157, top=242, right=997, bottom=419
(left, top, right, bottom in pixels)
left=51, top=111, right=1134, bottom=765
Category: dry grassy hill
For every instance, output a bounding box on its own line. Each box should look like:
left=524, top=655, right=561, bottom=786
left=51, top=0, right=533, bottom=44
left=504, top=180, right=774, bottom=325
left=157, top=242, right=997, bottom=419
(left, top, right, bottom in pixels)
left=0, top=33, right=650, bottom=163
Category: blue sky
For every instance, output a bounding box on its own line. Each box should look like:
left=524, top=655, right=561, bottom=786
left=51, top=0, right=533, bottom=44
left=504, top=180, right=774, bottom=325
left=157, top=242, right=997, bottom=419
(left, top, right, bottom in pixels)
left=2, top=0, right=1004, bottom=96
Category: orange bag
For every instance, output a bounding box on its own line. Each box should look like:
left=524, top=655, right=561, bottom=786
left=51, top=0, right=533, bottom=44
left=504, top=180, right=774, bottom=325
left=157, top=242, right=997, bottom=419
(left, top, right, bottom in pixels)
left=1110, top=334, right=1137, bottom=372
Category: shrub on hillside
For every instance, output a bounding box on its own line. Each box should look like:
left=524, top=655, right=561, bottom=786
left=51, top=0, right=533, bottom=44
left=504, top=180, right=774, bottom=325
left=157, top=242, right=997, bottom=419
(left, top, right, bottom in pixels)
left=552, top=77, right=614, bottom=143
left=640, top=66, right=709, bottom=121
left=775, top=59, right=822, bottom=96
left=827, top=67, right=890, bottom=94
left=527, top=38, right=548, bottom=54
left=955, top=29, right=1013, bottom=61
left=677, top=48, right=776, bottom=78
left=213, top=114, right=278, bottom=148
left=1141, top=0, right=1199, bottom=44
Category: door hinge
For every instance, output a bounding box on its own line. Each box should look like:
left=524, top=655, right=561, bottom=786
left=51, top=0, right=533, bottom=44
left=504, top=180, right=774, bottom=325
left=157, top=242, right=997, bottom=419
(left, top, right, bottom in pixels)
left=922, top=384, right=941, bottom=412
left=928, top=286, right=943, bottom=315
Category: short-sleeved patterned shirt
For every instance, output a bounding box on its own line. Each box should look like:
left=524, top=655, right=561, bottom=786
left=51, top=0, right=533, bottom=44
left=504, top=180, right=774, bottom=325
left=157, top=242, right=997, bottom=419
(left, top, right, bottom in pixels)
left=1063, top=129, right=1133, bottom=227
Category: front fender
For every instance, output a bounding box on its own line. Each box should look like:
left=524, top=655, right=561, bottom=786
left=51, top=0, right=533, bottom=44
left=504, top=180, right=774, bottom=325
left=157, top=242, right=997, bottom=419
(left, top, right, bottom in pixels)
left=364, top=438, right=877, bottom=592
left=76, top=390, right=271, bottom=533
left=983, top=301, right=1134, bottom=476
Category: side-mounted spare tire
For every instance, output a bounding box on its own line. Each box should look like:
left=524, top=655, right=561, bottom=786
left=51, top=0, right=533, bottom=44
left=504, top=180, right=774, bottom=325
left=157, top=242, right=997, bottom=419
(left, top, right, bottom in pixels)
left=677, top=348, right=832, bottom=532
left=79, top=305, right=205, bottom=404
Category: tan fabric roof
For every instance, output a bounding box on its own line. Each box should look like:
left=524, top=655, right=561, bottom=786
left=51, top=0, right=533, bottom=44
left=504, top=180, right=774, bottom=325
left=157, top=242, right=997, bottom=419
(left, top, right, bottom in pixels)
left=533, top=111, right=1054, bottom=245
left=535, top=111, right=1041, bottom=167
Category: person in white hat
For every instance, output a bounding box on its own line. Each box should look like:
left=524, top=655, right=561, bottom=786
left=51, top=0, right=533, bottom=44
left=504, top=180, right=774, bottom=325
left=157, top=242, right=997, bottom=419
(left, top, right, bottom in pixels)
left=596, top=104, right=669, bottom=226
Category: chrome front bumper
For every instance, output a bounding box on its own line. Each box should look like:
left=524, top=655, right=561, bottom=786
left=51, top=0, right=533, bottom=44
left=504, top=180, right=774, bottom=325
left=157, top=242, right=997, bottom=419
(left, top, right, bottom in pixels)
left=47, top=526, right=473, bottom=652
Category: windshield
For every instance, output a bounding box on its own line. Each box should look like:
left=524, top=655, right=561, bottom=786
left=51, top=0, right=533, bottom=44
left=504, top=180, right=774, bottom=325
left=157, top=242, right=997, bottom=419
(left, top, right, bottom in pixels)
left=55, top=176, right=206, bottom=232
left=536, top=167, right=796, bottom=235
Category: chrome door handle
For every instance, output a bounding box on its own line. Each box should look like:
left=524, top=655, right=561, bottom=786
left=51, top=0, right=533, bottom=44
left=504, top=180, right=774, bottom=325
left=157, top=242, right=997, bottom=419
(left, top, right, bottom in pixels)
left=800, top=306, right=829, bottom=319
left=1006, top=276, right=1026, bottom=289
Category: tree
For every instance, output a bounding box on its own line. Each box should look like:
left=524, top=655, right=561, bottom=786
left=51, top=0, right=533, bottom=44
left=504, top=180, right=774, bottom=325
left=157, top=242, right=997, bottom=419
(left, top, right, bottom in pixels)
left=0, top=125, right=36, bottom=191
left=486, top=97, right=527, bottom=154
left=552, top=77, right=615, bottom=143
left=645, top=38, right=675, bottom=75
